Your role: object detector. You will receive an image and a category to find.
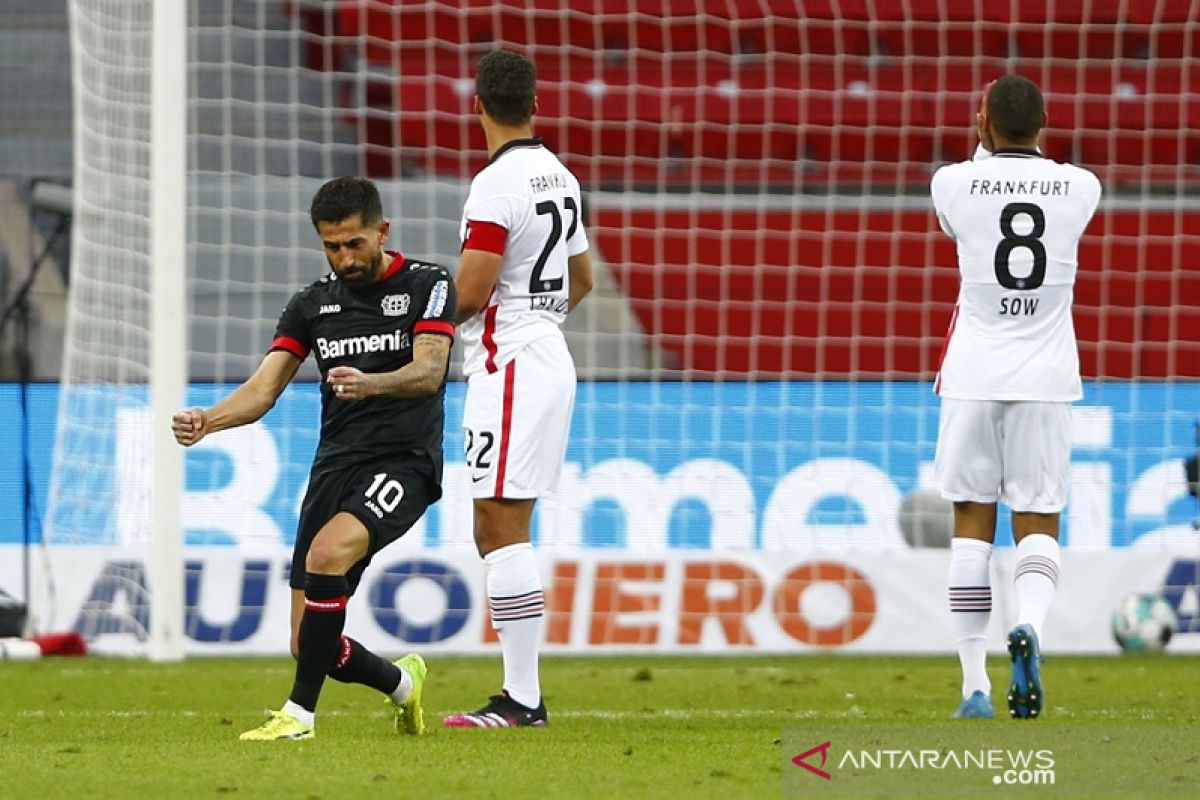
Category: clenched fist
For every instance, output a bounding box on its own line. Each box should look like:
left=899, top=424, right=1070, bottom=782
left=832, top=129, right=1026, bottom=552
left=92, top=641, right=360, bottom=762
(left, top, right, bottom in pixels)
left=172, top=407, right=209, bottom=446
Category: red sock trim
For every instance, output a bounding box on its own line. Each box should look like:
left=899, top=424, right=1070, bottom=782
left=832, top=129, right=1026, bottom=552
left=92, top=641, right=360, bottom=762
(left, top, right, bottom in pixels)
left=304, top=596, right=348, bottom=612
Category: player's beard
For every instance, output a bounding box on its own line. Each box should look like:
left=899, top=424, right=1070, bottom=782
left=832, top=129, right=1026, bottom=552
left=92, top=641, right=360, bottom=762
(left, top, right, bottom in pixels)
left=335, top=249, right=384, bottom=288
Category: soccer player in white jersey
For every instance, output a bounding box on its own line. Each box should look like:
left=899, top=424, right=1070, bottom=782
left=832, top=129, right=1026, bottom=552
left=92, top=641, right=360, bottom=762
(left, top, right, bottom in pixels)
left=443, top=50, right=594, bottom=729
left=931, top=76, right=1101, bottom=721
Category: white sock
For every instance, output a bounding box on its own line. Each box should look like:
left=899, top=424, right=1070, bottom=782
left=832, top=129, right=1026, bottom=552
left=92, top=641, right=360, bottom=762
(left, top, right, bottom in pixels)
left=389, top=665, right=414, bottom=704
left=949, top=537, right=993, bottom=699
left=1014, top=533, right=1061, bottom=642
left=282, top=699, right=314, bottom=728
left=485, top=542, right=544, bottom=709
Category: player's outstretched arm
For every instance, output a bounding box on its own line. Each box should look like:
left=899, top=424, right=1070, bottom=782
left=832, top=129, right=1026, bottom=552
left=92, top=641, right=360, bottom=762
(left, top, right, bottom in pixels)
left=454, top=248, right=504, bottom=323
left=326, top=333, right=452, bottom=401
left=172, top=350, right=301, bottom=447
left=567, top=250, right=594, bottom=312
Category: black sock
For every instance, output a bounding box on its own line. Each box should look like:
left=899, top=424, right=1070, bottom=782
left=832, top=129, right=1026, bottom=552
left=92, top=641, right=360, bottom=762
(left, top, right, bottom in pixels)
left=289, top=573, right=349, bottom=713
left=328, top=635, right=402, bottom=695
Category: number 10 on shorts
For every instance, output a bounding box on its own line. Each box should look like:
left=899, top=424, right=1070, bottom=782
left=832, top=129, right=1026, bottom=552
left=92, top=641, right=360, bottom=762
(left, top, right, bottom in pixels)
left=364, top=472, right=404, bottom=518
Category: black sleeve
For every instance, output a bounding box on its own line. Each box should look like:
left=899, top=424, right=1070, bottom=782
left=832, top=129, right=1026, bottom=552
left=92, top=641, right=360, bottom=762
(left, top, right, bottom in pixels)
left=412, top=268, right=457, bottom=341
left=268, top=289, right=312, bottom=360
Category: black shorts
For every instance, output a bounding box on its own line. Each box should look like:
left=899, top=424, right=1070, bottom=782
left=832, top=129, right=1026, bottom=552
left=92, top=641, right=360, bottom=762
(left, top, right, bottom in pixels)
left=291, top=454, right=438, bottom=594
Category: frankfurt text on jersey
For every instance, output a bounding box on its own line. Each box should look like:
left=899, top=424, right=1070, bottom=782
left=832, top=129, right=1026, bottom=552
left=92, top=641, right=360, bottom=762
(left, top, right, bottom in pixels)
left=529, top=172, right=569, bottom=193
left=969, top=179, right=1071, bottom=196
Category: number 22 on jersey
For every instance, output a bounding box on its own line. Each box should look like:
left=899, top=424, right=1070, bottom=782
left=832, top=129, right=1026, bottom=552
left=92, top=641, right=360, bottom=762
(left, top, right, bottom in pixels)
left=528, top=196, right=578, bottom=310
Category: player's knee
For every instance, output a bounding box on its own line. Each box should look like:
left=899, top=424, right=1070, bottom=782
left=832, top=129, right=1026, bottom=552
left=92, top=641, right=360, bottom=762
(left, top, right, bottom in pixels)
left=471, top=523, right=499, bottom=556
left=472, top=508, right=531, bottom=556
left=305, top=539, right=351, bottom=576
left=474, top=531, right=508, bottom=557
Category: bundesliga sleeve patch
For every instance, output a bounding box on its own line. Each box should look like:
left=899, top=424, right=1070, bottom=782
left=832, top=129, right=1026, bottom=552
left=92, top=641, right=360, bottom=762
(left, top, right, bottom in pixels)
left=424, top=280, right=449, bottom=319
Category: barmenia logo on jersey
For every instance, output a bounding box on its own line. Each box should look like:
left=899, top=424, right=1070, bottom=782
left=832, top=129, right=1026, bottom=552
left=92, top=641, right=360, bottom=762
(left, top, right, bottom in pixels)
left=381, top=294, right=410, bottom=316
left=316, top=331, right=410, bottom=359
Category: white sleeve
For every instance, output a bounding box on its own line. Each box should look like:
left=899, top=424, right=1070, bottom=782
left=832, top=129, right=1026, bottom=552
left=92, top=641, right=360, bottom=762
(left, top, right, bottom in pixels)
left=462, top=171, right=523, bottom=231
left=566, top=182, right=589, bottom=256
left=930, top=166, right=957, bottom=240
left=1084, top=170, right=1103, bottom=220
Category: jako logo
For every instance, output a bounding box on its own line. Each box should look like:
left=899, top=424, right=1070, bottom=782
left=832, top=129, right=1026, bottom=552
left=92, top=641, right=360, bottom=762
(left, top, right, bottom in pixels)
left=793, top=741, right=832, bottom=780
left=319, top=304, right=341, bottom=315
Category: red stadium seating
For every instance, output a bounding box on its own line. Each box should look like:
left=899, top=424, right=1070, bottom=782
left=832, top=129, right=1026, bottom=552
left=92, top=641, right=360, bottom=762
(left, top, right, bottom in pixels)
left=318, top=1, right=1200, bottom=190
left=597, top=208, right=1200, bottom=379
left=1125, top=0, right=1200, bottom=57
left=872, top=0, right=1011, bottom=58
left=305, top=2, right=1200, bottom=378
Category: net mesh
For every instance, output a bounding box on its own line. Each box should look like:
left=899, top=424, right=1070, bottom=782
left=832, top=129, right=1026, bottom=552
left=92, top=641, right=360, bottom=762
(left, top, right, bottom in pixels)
left=44, top=0, right=1200, bottom=651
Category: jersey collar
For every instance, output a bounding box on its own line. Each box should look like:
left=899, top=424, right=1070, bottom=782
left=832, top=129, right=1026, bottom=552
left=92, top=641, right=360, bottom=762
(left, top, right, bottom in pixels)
left=991, top=147, right=1044, bottom=158
left=379, top=250, right=406, bottom=281
left=488, top=136, right=544, bottom=166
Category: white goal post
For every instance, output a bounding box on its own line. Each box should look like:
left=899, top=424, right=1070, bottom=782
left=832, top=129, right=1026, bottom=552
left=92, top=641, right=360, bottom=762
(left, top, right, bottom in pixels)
left=42, top=0, right=187, bottom=661
left=148, top=0, right=188, bottom=662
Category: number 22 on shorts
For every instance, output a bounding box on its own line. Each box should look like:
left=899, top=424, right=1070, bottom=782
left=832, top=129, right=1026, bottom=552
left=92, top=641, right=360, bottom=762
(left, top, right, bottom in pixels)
left=465, top=429, right=495, bottom=484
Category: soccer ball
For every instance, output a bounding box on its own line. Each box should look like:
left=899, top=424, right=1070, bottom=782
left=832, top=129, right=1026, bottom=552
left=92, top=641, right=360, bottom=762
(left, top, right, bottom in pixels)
left=1110, top=593, right=1178, bottom=653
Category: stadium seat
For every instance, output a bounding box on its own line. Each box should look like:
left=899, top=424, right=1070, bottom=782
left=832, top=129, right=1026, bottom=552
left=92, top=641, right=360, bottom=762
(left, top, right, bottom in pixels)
left=1009, top=0, right=1129, bottom=60
left=1127, top=1, right=1200, bottom=58
left=780, top=0, right=873, bottom=56
left=1142, top=308, right=1200, bottom=377
left=600, top=208, right=964, bottom=375
left=872, top=0, right=1011, bottom=58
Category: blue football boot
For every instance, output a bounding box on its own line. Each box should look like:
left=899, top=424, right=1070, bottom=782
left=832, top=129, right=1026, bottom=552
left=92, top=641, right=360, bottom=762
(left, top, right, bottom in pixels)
left=1006, top=623, right=1044, bottom=719
left=952, top=690, right=995, bottom=719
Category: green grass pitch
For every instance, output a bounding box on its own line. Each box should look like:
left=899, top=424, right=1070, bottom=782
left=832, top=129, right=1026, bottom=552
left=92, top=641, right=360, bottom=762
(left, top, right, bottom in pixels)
left=0, top=654, right=1196, bottom=799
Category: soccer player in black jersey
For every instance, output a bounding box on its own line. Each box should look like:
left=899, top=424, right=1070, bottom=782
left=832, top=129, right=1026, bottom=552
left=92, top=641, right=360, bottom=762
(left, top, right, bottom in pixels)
left=172, top=177, right=457, bottom=741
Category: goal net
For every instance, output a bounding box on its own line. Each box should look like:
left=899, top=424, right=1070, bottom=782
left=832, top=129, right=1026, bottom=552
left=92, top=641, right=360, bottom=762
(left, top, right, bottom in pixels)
left=41, top=1, right=1200, bottom=656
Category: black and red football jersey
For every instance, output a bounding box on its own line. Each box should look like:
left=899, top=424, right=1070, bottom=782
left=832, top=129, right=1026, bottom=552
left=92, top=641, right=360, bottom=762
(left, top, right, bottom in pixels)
left=270, top=251, right=457, bottom=482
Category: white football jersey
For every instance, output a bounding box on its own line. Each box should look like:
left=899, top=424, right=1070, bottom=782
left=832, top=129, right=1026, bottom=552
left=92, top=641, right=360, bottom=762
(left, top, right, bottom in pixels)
left=458, top=137, right=589, bottom=376
left=931, top=149, right=1102, bottom=401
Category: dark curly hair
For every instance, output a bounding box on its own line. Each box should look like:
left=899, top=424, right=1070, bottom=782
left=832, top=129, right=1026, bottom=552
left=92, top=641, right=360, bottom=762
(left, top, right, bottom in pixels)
left=987, top=75, right=1045, bottom=144
left=309, top=176, right=383, bottom=228
left=476, top=50, right=536, bottom=126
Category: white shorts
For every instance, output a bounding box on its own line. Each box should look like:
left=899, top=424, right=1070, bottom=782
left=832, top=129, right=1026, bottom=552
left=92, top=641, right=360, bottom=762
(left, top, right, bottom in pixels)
left=934, top=398, right=1072, bottom=513
left=462, top=335, right=576, bottom=499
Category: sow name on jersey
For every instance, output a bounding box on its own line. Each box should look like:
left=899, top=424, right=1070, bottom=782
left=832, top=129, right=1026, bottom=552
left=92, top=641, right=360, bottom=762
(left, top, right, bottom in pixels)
left=969, top=179, right=1071, bottom=196
left=998, top=296, right=1040, bottom=317
left=316, top=331, right=410, bottom=359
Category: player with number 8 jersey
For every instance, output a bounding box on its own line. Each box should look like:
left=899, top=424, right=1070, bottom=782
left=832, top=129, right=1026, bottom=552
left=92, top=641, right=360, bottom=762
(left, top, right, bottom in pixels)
left=931, top=76, right=1101, bottom=724
left=445, top=50, right=594, bottom=730
left=931, top=130, right=1101, bottom=402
